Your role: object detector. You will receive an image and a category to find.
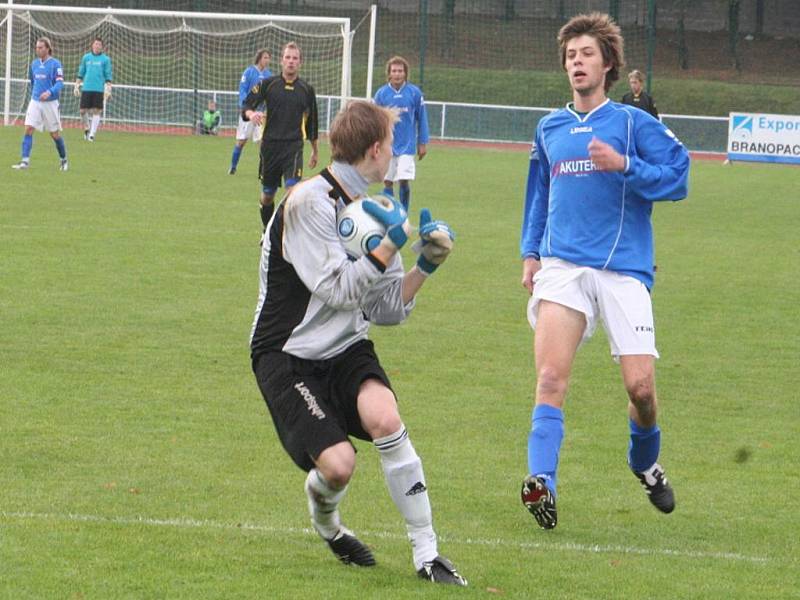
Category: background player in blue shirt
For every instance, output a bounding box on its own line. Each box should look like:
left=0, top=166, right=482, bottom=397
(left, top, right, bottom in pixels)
left=12, top=37, right=68, bottom=171
left=229, top=49, right=271, bottom=175
left=74, top=37, right=113, bottom=141
left=519, top=13, right=690, bottom=530
left=373, top=56, right=429, bottom=212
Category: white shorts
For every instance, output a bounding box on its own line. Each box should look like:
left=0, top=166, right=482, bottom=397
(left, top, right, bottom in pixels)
left=24, top=99, right=62, bottom=132
left=384, top=154, right=416, bottom=182
left=527, top=257, right=659, bottom=359
left=236, top=115, right=263, bottom=142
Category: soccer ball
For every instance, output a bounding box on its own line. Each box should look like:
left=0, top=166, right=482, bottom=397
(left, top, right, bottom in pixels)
left=337, top=198, right=386, bottom=258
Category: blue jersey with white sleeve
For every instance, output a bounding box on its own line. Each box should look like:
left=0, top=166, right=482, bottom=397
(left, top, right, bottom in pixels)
left=373, top=82, right=429, bottom=156
left=30, top=56, right=64, bottom=102
left=238, top=65, right=272, bottom=108
left=520, top=99, right=690, bottom=289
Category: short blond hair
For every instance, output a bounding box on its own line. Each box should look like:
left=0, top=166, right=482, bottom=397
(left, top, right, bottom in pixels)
left=628, top=69, right=644, bottom=82
left=329, top=100, right=398, bottom=164
left=282, top=41, right=302, bottom=61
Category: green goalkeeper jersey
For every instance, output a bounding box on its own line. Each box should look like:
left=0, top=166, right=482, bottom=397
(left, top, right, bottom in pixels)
left=203, top=110, right=221, bottom=129
left=77, top=51, right=112, bottom=93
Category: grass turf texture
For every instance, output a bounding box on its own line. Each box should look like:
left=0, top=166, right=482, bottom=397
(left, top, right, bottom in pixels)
left=1, top=127, right=798, bottom=598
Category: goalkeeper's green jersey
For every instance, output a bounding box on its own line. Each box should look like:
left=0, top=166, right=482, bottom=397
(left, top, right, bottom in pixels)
left=203, top=109, right=221, bottom=129
left=77, top=51, right=112, bottom=93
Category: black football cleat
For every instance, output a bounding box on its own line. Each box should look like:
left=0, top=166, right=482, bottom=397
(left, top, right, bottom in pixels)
left=326, top=527, right=376, bottom=566
left=417, top=555, right=467, bottom=586
left=633, top=462, right=675, bottom=513
left=521, top=475, right=557, bottom=529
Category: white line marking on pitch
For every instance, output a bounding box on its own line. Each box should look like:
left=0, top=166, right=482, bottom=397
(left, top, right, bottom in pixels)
left=1, top=510, right=769, bottom=564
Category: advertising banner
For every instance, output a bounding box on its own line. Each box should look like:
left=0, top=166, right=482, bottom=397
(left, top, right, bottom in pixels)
left=727, top=112, right=800, bottom=165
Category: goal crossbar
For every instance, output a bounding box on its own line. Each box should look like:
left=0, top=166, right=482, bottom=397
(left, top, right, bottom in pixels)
left=1, top=3, right=356, bottom=127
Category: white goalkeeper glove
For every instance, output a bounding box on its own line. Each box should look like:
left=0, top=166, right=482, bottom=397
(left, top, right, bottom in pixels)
left=411, top=208, right=455, bottom=275
left=73, top=81, right=82, bottom=98
left=103, top=82, right=112, bottom=101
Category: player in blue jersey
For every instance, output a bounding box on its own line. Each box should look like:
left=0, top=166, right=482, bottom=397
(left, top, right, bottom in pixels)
left=229, top=49, right=271, bottom=175
left=518, top=13, right=690, bottom=530
left=74, top=37, right=113, bottom=141
left=12, top=37, right=68, bottom=171
left=373, top=56, right=429, bottom=212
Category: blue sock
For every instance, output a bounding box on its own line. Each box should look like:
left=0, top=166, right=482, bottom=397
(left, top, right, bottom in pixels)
left=382, top=185, right=393, bottom=198
left=527, top=404, right=564, bottom=496
left=399, top=183, right=410, bottom=211
left=231, top=145, right=243, bottom=169
left=628, top=419, right=661, bottom=473
left=54, top=137, right=66, bottom=159
left=21, top=134, right=33, bottom=159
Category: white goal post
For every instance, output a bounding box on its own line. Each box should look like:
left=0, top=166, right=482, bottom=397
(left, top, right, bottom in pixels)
left=0, top=3, right=375, bottom=132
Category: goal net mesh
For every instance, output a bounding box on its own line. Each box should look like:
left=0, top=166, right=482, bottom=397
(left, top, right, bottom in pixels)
left=1, top=8, right=348, bottom=133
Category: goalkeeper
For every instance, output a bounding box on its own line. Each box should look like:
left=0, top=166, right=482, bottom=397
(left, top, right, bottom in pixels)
left=195, top=100, right=221, bottom=135
left=249, top=100, right=466, bottom=586
left=74, top=37, right=113, bottom=142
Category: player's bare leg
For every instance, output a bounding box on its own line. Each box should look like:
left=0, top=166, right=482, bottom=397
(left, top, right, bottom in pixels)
left=621, top=355, right=675, bottom=513
left=522, top=300, right=584, bottom=529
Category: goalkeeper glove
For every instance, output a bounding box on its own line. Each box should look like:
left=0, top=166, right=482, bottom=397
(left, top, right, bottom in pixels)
left=73, top=81, right=82, bottom=98
left=362, top=194, right=409, bottom=250
left=103, top=82, right=112, bottom=100
left=411, top=208, right=455, bottom=275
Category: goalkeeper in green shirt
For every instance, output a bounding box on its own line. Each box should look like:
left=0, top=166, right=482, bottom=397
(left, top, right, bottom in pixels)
left=74, top=37, right=113, bottom=141
left=196, top=100, right=222, bottom=135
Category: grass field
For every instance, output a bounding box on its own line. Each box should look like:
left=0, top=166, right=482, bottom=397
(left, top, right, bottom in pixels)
left=1, top=126, right=799, bottom=599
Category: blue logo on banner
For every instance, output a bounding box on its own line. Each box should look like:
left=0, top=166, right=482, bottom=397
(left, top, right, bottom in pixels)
left=732, top=115, right=753, bottom=141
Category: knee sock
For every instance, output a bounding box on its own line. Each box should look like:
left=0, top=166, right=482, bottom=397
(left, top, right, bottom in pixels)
left=382, top=184, right=393, bottom=197
left=21, top=134, right=33, bottom=160
left=304, top=468, right=347, bottom=540
left=54, top=137, right=66, bottom=159
left=398, top=182, right=410, bottom=212
left=375, top=426, right=437, bottom=570
left=527, top=404, right=564, bottom=496
left=628, top=419, right=661, bottom=473
left=81, top=113, right=90, bottom=132
left=90, top=114, right=101, bottom=137
left=231, top=145, right=243, bottom=170
left=260, top=202, right=274, bottom=229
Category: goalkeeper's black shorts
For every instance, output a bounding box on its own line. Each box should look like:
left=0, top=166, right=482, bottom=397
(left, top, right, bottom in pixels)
left=259, top=139, right=304, bottom=191
left=252, top=339, right=394, bottom=472
left=79, top=91, right=104, bottom=110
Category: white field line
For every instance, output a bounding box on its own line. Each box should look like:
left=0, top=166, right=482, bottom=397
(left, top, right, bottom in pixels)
left=1, top=510, right=769, bottom=564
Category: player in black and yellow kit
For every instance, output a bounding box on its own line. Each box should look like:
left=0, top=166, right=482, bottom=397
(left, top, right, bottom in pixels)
left=242, top=41, right=319, bottom=230
left=621, top=69, right=659, bottom=119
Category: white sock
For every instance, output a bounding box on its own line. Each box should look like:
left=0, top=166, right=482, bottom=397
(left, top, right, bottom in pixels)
left=375, top=426, right=438, bottom=570
left=304, top=468, right=347, bottom=540
left=90, top=114, right=101, bottom=137
left=81, top=113, right=90, bottom=131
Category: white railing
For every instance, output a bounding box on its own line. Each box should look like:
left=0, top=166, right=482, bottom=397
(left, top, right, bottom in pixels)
left=0, top=76, right=731, bottom=152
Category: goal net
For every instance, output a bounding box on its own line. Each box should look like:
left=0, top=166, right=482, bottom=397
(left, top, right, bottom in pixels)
left=1, top=5, right=352, bottom=133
